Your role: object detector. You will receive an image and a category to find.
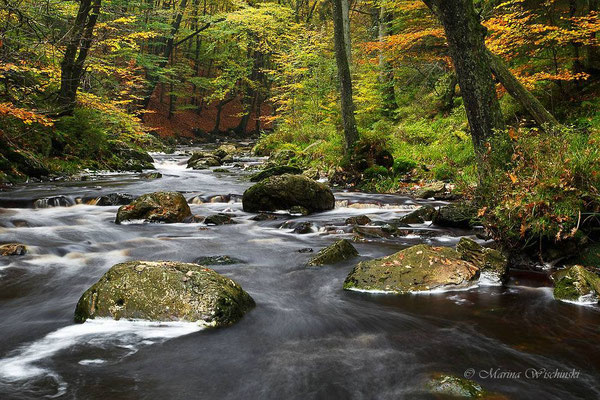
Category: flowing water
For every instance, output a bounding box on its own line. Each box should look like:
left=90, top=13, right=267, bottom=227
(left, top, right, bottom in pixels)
left=0, top=146, right=599, bottom=399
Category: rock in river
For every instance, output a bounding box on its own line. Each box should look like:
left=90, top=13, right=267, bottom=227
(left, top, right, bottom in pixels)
left=0, top=243, right=27, bottom=256
left=308, top=239, right=359, bottom=266
left=74, top=261, right=255, bottom=327
left=426, top=374, right=491, bottom=398
left=115, top=191, right=191, bottom=224
left=394, top=205, right=436, bottom=224
left=433, top=203, right=479, bottom=229
left=343, top=244, right=479, bottom=293
left=242, top=174, right=335, bottom=214
left=553, top=265, right=600, bottom=303
left=456, top=238, right=508, bottom=283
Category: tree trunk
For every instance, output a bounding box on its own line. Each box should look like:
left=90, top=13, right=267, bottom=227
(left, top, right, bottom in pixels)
left=378, top=6, right=398, bottom=117
left=58, top=0, right=101, bottom=114
left=141, top=0, right=189, bottom=109
left=441, top=73, right=458, bottom=113
left=341, top=0, right=351, bottom=63
left=486, top=50, right=560, bottom=130
left=423, top=0, right=504, bottom=167
left=332, top=0, right=358, bottom=152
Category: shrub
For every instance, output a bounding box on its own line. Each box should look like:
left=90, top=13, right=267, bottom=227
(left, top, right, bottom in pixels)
left=393, top=158, right=417, bottom=175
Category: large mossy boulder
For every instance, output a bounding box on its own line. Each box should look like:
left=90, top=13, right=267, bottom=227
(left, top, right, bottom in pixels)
left=250, top=165, right=303, bottom=182
left=308, top=239, right=359, bottom=266
left=456, top=238, right=508, bottom=283
left=343, top=244, right=479, bottom=293
left=433, top=203, right=479, bottom=229
left=242, top=174, right=335, bottom=213
left=107, top=140, right=155, bottom=172
left=115, top=191, right=191, bottom=224
left=553, top=265, right=600, bottom=303
left=74, top=261, right=255, bottom=327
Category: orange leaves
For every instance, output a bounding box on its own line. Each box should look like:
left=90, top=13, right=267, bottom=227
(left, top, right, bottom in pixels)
left=0, top=103, right=53, bottom=127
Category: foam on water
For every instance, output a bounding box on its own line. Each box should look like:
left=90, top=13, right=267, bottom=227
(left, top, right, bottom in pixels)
left=0, top=319, right=203, bottom=382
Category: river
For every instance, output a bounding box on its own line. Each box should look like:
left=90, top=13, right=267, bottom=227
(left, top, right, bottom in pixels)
left=0, top=146, right=598, bottom=399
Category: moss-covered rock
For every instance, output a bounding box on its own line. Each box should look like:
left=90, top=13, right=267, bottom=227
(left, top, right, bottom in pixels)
left=456, top=238, right=508, bottom=283
left=415, top=181, right=446, bottom=199
left=242, top=174, right=335, bottom=213
left=87, top=193, right=136, bottom=206
left=0, top=243, right=27, bottom=256
left=115, top=191, right=191, bottom=224
left=553, top=265, right=600, bottom=303
left=343, top=244, right=479, bottom=293
left=425, top=374, right=489, bottom=398
left=395, top=205, right=436, bottom=224
left=250, top=166, right=303, bottom=182
left=308, top=239, right=359, bottom=266
left=74, top=261, right=255, bottom=326
left=433, top=203, right=479, bottom=229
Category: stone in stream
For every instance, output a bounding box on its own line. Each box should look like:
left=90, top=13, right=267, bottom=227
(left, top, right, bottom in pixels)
left=343, top=244, right=479, bottom=293
left=140, top=172, right=162, bottom=179
left=289, top=205, right=310, bottom=216
left=456, top=238, right=508, bottom=283
left=33, top=195, right=76, bottom=208
left=204, top=214, right=236, bottom=225
left=345, top=215, right=372, bottom=226
left=251, top=213, right=279, bottom=221
left=194, top=255, right=245, bottom=265
left=308, top=239, right=359, bottom=266
left=115, top=191, right=191, bottom=224
left=74, top=261, right=255, bottom=327
left=88, top=193, right=136, bottom=206
left=242, top=174, right=335, bottom=214
left=394, top=205, right=436, bottom=224
left=433, top=203, right=480, bottom=229
left=0, top=243, right=27, bottom=256
left=414, top=181, right=446, bottom=199
left=552, top=265, right=600, bottom=303
left=250, top=166, right=303, bottom=182
left=293, top=222, right=314, bottom=234
left=425, top=374, right=491, bottom=398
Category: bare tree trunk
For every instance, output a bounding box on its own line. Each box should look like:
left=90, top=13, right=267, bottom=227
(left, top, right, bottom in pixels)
left=341, top=0, right=351, bottom=62
left=332, top=0, right=358, bottom=152
left=59, top=0, right=101, bottom=114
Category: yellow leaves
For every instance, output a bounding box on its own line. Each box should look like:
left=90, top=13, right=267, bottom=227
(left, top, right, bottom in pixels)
left=508, top=173, right=518, bottom=184
left=0, top=103, right=53, bottom=127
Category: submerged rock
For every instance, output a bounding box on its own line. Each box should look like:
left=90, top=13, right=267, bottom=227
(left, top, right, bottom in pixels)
left=456, top=238, right=508, bottom=283
left=242, top=174, right=335, bottom=214
left=89, top=193, right=136, bottom=206
left=343, top=244, right=479, bottom=293
left=308, top=239, right=359, bottom=266
left=194, top=255, right=245, bottom=265
left=433, top=203, right=479, bottom=229
left=426, top=374, right=489, bottom=398
left=115, top=191, right=191, bottom=224
left=553, top=265, right=600, bottom=303
left=395, top=205, right=436, bottom=224
left=204, top=214, right=236, bottom=225
left=250, top=166, right=303, bottom=182
left=74, top=261, right=255, bottom=327
left=345, top=215, right=372, bottom=226
left=0, top=243, right=27, bottom=256
left=251, top=213, right=279, bottom=222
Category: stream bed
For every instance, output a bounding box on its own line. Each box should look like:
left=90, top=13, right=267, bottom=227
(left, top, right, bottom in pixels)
left=0, top=147, right=599, bottom=399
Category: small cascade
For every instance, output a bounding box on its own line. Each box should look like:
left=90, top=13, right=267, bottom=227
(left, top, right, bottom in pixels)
left=33, top=195, right=77, bottom=208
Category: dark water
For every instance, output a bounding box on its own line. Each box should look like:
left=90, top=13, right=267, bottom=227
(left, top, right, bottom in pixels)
left=0, top=147, right=599, bottom=400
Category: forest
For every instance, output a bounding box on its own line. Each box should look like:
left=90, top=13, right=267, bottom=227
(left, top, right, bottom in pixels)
left=1, top=0, right=600, bottom=399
